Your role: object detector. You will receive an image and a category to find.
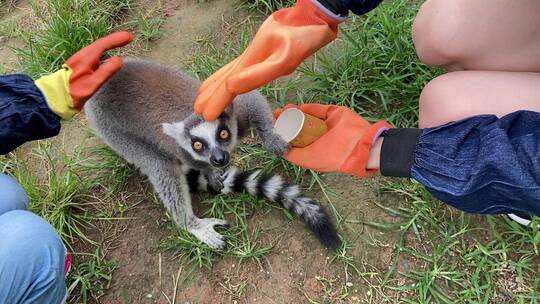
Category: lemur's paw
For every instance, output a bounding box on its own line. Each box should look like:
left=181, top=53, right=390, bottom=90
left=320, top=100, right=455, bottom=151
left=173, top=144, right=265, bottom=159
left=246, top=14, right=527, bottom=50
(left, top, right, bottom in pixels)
left=207, top=175, right=224, bottom=193
left=263, top=133, right=289, bottom=156
left=188, top=218, right=228, bottom=249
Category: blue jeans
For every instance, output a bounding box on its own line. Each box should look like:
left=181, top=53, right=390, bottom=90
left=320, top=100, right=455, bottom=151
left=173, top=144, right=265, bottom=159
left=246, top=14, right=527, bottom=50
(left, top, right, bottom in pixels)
left=0, top=174, right=67, bottom=304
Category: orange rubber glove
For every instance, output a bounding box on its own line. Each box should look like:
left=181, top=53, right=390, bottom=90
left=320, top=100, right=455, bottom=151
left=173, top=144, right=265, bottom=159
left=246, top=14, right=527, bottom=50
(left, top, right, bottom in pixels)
left=35, top=31, right=133, bottom=119
left=194, top=0, right=344, bottom=121
left=274, top=104, right=392, bottom=176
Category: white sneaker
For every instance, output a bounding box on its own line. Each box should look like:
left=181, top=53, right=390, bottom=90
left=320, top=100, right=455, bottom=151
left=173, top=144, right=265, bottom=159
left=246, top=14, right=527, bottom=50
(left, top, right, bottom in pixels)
left=507, top=213, right=540, bottom=228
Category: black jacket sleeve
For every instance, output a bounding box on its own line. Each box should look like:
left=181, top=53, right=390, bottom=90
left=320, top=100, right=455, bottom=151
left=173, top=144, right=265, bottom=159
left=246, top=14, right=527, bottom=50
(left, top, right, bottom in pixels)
left=316, top=0, right=384, bottom=17
left=0, top=74, right=61, bottom=154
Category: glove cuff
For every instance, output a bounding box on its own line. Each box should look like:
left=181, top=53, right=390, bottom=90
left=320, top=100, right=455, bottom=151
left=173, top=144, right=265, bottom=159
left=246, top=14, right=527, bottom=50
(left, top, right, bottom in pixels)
left=35, top=65, right=77, bottom=120
left=340, top=120, right=392, bottom=176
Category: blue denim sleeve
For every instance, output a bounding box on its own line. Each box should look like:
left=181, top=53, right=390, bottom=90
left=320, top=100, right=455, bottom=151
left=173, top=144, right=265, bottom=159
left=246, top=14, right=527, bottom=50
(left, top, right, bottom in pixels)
left=410, top=111, right=540, bottom=216
left=343, top=0, right=384, bottom=15
left=315, top=0, right=383, bottom=17
left=0, top=74, right=61, bottom=154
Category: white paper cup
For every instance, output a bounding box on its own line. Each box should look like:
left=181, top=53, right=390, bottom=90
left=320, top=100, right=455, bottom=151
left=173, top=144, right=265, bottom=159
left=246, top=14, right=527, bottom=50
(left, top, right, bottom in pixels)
left=274, top=108, right=328, bottom=148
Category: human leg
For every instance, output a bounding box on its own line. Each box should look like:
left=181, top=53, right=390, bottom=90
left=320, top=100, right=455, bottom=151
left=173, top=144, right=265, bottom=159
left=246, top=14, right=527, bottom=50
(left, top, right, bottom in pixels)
left=0, top=174, right=67, bottom=304
left=0, top=173, right=29, bottom=215
left=412, top=0, right=540, bottom=225
left=0, top=210, right=67, bottom=304
left=412, top=0, right=540, bottom=72
left=418, top=71, right=540, bottom=128
left=416, top=71, right=540, bottom=226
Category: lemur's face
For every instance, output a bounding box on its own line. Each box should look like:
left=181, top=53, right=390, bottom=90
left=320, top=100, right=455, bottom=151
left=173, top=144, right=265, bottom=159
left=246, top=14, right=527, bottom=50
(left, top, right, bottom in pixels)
left=162, top=111, right=238, bottom=168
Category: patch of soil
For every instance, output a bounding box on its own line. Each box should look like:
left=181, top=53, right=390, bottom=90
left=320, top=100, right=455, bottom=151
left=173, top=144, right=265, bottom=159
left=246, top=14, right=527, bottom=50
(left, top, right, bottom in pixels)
left=0, top=41, right=18, bottom=72
left=95, top=185, right=184, bottom=304
left=90, top=169, right=402, bottom=304
left=0, top=1, right=30, bottom=72
left=144, top=0, right=232, bottom=67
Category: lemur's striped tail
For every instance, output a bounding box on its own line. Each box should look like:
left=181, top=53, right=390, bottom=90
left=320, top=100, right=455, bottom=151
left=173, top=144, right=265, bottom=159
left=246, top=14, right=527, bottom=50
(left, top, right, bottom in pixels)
left=220, top=168, right=341, bottom=249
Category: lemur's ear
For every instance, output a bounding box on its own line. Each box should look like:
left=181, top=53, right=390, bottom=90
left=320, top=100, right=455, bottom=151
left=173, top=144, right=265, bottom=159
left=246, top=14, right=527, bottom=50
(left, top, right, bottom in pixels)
left=162, top=122, right=185, bottom=139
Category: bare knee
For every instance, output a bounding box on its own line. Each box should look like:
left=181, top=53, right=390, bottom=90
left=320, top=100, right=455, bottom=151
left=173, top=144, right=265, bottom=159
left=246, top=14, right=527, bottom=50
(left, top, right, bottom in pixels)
left=418, top=74, right=462, bottom=128
left=418, top=78, right=440, bottom=128
left=412, top=0, right=469, bottom=70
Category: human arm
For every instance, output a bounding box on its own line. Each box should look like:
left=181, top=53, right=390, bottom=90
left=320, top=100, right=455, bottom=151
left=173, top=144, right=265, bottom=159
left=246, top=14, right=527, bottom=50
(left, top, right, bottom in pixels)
left=194, top=0, right=385, bottom=121
left=278, top=105, right=540, bottom=217
left=0, top=32, right=133, bottom=155
left=0, top=74, right=61, bottom=154
left=378, top=110, right=540, bottom=216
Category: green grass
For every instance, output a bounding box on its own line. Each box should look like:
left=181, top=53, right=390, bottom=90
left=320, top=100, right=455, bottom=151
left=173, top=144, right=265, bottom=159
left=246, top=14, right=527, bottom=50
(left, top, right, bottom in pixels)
left=3, top=144, right=94, bottom=245
left=240, top=0, right=295, bottom=14
left=367, top=180, right=540, bottom=303
left=161, top=191, right=281, bottom=270
left=133, top=8, right=165, bottom=42
left=10, top=0, right=165, bottom=77
left=2, top=0, right=539, bottom=302
left=0, top=0, right=12, bottom=16
left=68, top=248, right=117, bottom=303
left=0, top=141, right=124, bottom=303
left=15, top=0, right=132, bottom=77
left=0, top=16, right=17, bottom=39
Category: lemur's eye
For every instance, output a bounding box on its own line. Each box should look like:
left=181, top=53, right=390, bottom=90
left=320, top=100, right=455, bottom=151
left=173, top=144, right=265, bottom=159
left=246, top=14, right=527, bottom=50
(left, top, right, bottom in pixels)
left=193, top=141, right=203, bottom=151
left=219, top=129, right=230, bottom=140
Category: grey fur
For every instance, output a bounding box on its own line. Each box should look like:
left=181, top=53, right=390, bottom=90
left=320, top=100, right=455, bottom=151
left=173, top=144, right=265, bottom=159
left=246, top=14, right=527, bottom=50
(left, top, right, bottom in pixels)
left=85, top=58, right=288, bottom=248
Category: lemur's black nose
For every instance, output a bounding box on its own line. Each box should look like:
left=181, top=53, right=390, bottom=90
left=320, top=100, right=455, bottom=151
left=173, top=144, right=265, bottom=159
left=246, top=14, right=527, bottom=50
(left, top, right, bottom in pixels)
left=210, top=150, right=230, bottom=167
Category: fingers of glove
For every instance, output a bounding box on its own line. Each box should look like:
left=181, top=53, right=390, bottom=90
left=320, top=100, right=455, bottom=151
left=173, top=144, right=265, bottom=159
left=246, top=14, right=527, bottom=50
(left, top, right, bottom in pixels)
left=195, top=58, right=243, bottom=115
left=66, top=32, right=133, bottom=67
left=282, top=131, right=347, bottom=171
left=91, top=31, right=133, bottom=53
left=200, top=85, right=236, bottom=121
left=273, top=103, right=301, bottom=119
left=194, top=75, right=236, bottom=117
left=90, top=57, right=124, bottom=85
left=226, top=56, right=299, bottom=94
left=295, top=103, right=339, bottom=120
left=198, top=57, right=241, bottom=93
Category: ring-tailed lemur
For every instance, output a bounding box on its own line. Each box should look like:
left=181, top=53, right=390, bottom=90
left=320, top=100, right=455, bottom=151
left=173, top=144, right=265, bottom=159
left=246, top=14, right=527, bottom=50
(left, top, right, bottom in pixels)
left=85, top=59, right=340, bottom=249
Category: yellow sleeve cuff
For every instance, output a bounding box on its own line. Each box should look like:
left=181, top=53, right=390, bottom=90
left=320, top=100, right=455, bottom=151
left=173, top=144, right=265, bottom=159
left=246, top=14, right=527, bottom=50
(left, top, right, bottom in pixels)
left=35, top=65, right=78, bottom=120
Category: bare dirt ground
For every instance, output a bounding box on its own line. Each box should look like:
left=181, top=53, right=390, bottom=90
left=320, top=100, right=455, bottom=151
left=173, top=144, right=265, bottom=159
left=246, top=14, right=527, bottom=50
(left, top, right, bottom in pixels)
left=97, top=176, right=401, bottom=304
left=1, top=1, right=403, bottom=303
left=145, top=0, right=231, bottom=67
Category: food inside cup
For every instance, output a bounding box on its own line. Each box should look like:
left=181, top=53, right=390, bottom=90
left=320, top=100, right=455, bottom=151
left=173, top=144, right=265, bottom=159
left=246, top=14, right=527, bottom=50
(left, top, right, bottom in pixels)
left=274, top=108, right=328, bottom=148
